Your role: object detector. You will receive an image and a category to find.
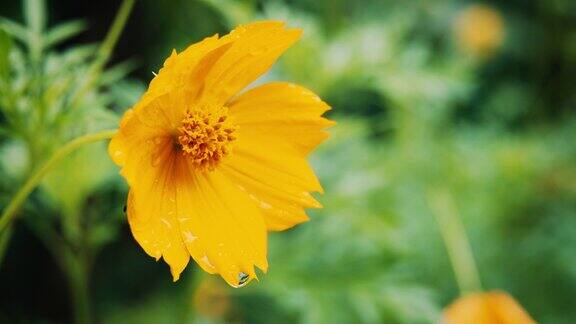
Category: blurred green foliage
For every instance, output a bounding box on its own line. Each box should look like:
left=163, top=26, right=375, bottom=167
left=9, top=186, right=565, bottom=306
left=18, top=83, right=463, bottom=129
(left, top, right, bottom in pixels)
left=1, top=0, right=576, bottom=323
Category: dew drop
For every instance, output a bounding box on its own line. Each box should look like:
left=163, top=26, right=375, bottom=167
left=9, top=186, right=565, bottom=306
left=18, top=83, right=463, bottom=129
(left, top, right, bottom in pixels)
left=201, top=255, right=215, bottom=270
left=151, top=155, right=162, bottom=167
left=184, top=231, right=197, bottom=243
left=114, top=150, right=124, bottom=159
left=260, top=201, right=272, bottom=209
left=236, top=272, right=250, bottom=287
left=160, top=218, right=172, bottom=228
left=178, top=216, right=190, bottom=223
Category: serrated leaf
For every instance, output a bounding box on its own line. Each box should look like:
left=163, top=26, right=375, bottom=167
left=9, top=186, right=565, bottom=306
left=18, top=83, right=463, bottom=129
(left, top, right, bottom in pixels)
left=0, top=17, right=28, bottom=43
left=44, top=20, right=87, bottom=49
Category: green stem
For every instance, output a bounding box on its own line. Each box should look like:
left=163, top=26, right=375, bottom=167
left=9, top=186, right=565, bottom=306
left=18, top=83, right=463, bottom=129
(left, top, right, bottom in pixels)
left=63, top=245, right=92, bottom=324
left=0, top=129, right=117, bottom=234
left=67, top=0, right=135, bottom=111
left=180, top=269, right=202, bottom=323
left=0, top=224, right=13, bottom=269
left=427, top=187, right=482, bottom=295
left=22, top=204, right=93, bottom=324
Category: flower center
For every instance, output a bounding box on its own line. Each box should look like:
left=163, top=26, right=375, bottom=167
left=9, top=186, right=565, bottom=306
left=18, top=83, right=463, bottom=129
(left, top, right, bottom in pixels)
left=177, top=107, right=237, bottom=170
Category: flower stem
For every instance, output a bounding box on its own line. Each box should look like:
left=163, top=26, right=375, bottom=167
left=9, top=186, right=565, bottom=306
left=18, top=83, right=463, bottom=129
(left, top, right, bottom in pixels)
left=64, top=246, right=92, bottom=324
left=0, top=129, right=117, bottom=234
left=0, top=224, right=13, bottom=269
left=427, top=187, right=483, bottom=295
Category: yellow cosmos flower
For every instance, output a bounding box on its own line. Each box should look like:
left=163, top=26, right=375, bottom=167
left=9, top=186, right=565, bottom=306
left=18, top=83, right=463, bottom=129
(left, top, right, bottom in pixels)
left=454, top=4, right=505, bottom=58
left=193, top=278, right=231, bottom=318
left=108, top=21, right=333, bottom=287
left=444, top=291, right=536, bottom=324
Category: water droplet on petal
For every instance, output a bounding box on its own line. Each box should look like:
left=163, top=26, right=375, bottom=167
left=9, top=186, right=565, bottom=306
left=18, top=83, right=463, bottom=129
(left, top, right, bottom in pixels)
left=151, top=153, right=163, bottom=167
left=201, top=255, right=215, bottom=270
left=260, top=201, right=272, bottom=209
left=184, top=231, right=197, bottom=243
left=114, top=150, right=124, bottom=159
left=237, top=272, right=250, bottom=287
left=160, top=218, right=172, bottom=228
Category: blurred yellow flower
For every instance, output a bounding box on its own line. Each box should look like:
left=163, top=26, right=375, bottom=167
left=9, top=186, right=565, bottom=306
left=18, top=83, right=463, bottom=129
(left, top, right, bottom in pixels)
left=454, top=4, right=505, bottom=57
left=444, top=291, right=536, bottom=324
left=109, top=21, right=333, bottom=287
left=193, top=278, right=231, bottom=318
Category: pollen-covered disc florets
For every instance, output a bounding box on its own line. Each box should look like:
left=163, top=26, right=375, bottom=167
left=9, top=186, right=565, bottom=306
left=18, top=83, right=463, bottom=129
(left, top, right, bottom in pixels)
left=177, top=107, right=237, bottom=170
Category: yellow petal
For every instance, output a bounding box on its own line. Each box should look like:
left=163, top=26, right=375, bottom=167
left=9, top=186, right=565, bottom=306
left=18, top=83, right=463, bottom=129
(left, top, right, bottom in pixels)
left=221, top=137, right=321, bottom=231
left=229, top=82, right=334, bottom=154
left=135, top=35, right=224, bottom=111
left=174, top=158, right=268, bottom=287
left=134, top=21, right=300, bottom=112
left=127, top=185, right=190, bottom=281
left=199, top=22, right=302, bottom=106
left=109, top=93, right=184, bottom=187
left=220, top=82, right=332, bottom=230
left=444, top=291, right=536, bottom=324
left=109, top=95, right=190, bottom=281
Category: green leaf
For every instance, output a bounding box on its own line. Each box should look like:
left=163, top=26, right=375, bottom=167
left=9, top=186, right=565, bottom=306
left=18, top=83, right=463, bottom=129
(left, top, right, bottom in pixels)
left=106, top=79, right=145, bottom=109
left=100, top=59, right=138, bottom=86
left=44, top=20, right=87, bottom=49
left=0, top=125, right=11, bottom=138
left=41, top=141, right=115, bottom=217
left=198, top=0, right=255, bottom=26
left=0, top=17, right=28, bottom=43
left=61, top=43, right=98, bottom=64
left=0, top=139, right=29, bottom=180
left=0, top=28, right=12, bottom=79
left=88, top=222, right=119, bottom=249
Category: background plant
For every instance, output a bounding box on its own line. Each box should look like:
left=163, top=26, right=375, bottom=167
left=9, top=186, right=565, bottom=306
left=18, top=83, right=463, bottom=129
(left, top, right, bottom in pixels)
left=0, top=0, right=137, bottom=322
left=1, top=0, right=576, bottom=323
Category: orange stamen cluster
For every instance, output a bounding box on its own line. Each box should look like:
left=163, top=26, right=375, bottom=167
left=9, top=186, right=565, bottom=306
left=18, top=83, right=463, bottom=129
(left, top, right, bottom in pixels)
left=177, top=107, right=237, bottom=170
